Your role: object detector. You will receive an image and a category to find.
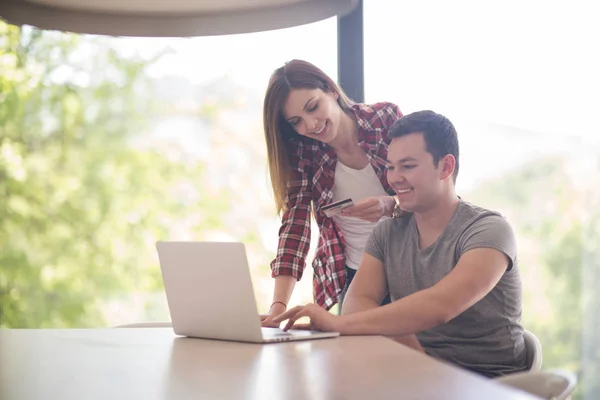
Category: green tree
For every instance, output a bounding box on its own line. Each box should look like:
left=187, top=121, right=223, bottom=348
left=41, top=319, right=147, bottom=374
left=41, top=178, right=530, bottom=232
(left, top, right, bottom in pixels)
left=0, top=22, right=230, bottom=328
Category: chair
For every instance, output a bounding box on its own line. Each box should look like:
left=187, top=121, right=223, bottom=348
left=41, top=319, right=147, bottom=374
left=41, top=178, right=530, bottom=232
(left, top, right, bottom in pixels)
left=112, top=322, right=172, bottom=328
left=524, top=329, right=543, bottom=372
left=495, top=370, right=577, bottom=400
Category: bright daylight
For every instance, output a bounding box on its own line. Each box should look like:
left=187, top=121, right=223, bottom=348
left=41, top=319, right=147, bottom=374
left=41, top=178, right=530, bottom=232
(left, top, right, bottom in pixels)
left=1, top=0, right=599, bottom=399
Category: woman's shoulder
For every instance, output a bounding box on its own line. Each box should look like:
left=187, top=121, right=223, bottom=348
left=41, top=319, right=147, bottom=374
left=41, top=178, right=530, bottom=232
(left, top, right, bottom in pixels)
left=352, top=102, right=402, bottom=130
left=352, top=101, right=401, bottom=116
left=286, top=136, right=320, bottom=166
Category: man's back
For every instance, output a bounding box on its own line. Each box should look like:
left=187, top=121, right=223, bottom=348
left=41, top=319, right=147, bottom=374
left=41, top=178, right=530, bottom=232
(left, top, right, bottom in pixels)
left=366, top=200, right=527, bottom=377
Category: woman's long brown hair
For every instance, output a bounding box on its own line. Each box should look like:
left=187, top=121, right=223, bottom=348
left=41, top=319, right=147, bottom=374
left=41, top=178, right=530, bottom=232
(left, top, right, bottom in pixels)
left=263, top=59, right=355, bottom=215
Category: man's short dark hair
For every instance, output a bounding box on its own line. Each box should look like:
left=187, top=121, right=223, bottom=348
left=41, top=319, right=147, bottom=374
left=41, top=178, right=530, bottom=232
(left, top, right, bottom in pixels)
left=389, top=110, right=460, bottom=180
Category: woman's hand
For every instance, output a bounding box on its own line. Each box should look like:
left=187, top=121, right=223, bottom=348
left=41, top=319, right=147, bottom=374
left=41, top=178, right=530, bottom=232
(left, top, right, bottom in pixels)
left=340, top=196, right=395, bottom=222
left=260, top=301, right=288, bottom=328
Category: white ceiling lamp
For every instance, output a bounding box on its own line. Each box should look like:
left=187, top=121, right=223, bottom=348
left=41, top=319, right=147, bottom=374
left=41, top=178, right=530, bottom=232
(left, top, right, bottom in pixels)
left=0, top=0, right=358, bottom=37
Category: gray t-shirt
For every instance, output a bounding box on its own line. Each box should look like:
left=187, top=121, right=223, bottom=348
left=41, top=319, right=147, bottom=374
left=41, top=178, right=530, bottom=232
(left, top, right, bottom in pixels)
left=365, top=200, right=527, bottom=377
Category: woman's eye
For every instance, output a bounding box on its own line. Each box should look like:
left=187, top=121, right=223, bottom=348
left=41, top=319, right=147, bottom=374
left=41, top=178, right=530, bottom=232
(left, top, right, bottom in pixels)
left=308, top=103, right=318, bottom=112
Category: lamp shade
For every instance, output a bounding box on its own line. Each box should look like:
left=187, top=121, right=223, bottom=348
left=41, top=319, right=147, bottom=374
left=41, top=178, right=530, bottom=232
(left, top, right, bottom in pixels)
left=0, top=0, right=358, bottom=37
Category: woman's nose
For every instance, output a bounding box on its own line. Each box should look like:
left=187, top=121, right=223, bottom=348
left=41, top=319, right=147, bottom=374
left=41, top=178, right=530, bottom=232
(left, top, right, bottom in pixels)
left=299, top=120, right=310, bottom=136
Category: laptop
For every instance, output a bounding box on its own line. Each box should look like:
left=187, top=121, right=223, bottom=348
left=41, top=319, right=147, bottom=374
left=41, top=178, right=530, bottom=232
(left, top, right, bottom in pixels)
left=156, top=241, right=340, bottom=343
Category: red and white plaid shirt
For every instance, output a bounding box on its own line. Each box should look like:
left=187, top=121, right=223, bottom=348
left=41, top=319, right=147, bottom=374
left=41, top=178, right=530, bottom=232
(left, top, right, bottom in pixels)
left=270, top=102, right=403, bottom=309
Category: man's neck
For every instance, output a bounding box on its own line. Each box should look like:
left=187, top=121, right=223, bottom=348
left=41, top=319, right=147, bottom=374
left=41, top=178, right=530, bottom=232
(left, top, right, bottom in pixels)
left=414, top=192, right=461, bottom=236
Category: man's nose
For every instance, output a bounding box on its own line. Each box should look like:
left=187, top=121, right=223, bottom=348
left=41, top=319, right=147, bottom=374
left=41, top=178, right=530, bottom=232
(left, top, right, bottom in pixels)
left=389, top=169, right=404, bottom=183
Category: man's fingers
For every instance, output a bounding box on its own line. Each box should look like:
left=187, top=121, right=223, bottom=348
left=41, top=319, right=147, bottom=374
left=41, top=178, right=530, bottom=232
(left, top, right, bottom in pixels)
left=283, top=307, right=310, bottom=331
left=283, top=317, right=297, bottom=332
left=283, top=310, right=303, bottom=331
left=272, top=305, right=304, bottom=323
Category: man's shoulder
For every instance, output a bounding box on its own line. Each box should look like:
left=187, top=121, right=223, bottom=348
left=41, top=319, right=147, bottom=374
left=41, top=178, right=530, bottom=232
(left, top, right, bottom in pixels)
left=457, top=200, right=508, bottom=224
left=454, top=200, right=518, bottom=268
left=455, top=200, right=515, bottom=238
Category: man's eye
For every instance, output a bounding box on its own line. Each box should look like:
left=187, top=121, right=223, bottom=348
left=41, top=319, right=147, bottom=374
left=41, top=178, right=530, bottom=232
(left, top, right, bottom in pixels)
left=403, top=165, right=416, bottom=169
left=385, top=165, right=394, bottom=171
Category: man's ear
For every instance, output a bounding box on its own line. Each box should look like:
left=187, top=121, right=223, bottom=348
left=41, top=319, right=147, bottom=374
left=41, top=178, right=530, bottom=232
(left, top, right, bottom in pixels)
left=439, top=154, right=456, bottom=180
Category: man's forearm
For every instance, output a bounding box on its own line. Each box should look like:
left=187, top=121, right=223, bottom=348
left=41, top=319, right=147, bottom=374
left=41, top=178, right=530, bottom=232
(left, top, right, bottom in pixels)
left=341, top=294, right=380, bottom=315
left=339, top=288, right=449, bottom=336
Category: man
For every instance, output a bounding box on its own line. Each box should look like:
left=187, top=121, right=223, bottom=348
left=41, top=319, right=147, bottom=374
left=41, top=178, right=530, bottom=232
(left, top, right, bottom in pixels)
left=274, top=110, right=528, bottom=377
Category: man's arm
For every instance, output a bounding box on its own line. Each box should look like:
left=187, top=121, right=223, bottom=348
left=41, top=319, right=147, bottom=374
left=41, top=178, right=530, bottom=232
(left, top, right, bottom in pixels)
left=341, top=253, right=388, bottom=314
left=341, top=253, right=424, bottom=352
left=340, top=247, right=510, bottom=336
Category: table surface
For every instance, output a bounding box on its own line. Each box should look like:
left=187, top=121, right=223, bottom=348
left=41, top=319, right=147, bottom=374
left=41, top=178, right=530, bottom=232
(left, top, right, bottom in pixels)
left=0, top=328, right=540, bottom=400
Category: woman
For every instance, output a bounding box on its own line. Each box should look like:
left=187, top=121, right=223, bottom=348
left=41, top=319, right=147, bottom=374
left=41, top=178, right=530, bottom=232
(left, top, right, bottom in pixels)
left=261, top=59, right=402, bottom=326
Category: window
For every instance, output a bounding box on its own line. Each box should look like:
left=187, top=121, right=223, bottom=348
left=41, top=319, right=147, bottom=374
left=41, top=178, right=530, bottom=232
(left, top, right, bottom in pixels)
left=364, top=1, right=599, bottom=398
left=0, top=18, right=337, bottom=327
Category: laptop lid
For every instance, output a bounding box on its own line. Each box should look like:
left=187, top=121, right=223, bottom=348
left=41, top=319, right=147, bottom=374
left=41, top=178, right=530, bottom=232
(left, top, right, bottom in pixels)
left=156, top=241, right=264, bottom=342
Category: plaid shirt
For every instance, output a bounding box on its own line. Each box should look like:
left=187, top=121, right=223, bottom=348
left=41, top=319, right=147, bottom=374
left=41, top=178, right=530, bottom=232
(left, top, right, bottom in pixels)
left=270, top=102, right=403, bottom=310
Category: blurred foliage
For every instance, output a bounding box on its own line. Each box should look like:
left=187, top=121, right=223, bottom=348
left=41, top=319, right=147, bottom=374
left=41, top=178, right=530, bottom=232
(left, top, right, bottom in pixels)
left=0, top=21, right=230, bottom=328
left=467, top=155, right=600, bottom=399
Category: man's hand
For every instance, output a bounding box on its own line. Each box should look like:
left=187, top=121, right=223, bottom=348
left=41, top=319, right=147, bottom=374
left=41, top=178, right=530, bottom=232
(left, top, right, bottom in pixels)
left=340, top=196, right=394, bottom=222
left=272, top=304, right=342, bottom=332
left=260, top=302, right=287, bottom=327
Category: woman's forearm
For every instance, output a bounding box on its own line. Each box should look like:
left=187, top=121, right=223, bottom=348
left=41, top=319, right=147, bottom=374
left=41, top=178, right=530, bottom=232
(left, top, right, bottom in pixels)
left=271, top=275, right=297, bottom=309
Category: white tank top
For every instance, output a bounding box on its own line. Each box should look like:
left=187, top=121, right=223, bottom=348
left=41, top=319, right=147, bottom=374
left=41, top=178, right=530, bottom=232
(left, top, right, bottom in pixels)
left=332, top=161, right=389, bottom=269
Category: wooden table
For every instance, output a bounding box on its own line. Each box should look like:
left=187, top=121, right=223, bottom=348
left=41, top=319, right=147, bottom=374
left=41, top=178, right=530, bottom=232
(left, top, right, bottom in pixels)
left=0, top=328, right=539, bottom=400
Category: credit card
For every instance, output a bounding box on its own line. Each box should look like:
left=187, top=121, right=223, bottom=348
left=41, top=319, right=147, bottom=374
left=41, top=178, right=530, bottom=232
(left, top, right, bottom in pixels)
left=322, top=198, right=354, bottom=218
